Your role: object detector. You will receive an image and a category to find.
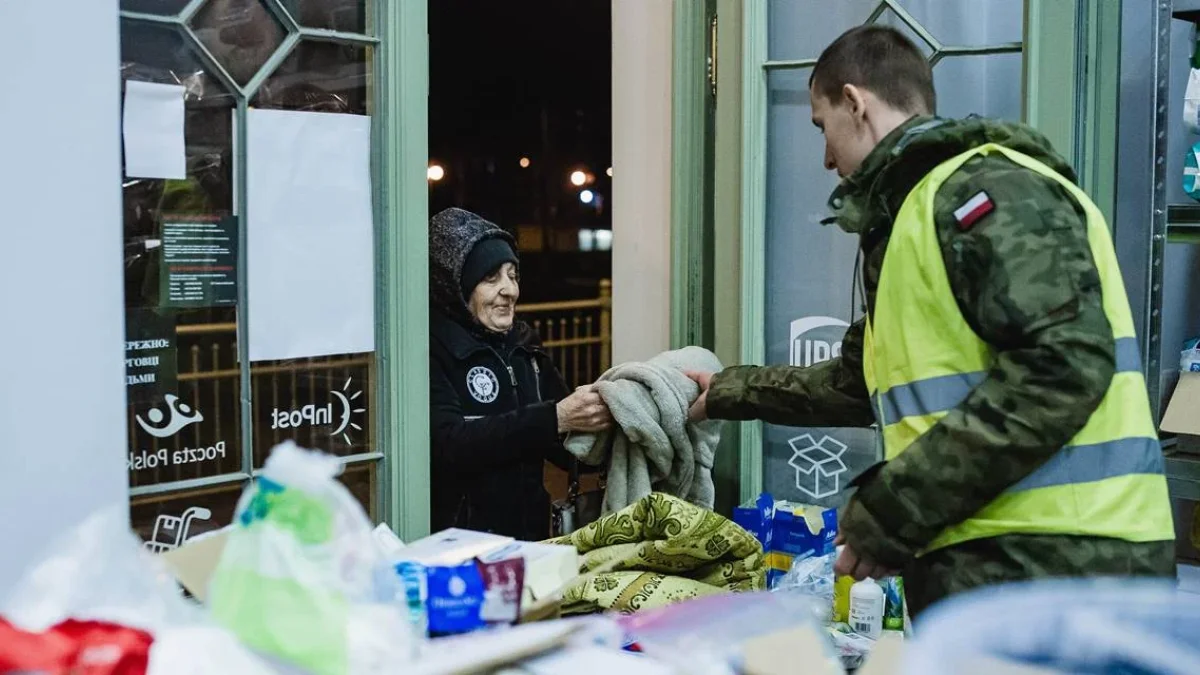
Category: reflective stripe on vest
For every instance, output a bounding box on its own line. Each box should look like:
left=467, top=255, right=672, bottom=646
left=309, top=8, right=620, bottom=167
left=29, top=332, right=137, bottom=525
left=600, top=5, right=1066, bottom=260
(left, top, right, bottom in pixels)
left=862, top=143, right=1174, bottom=554
left=871, top=336, right=1143, bottom=423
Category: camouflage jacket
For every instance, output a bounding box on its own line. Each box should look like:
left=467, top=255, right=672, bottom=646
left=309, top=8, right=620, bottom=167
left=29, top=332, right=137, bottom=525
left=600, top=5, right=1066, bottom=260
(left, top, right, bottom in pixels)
left=708, top=116, right=1175, bottom=609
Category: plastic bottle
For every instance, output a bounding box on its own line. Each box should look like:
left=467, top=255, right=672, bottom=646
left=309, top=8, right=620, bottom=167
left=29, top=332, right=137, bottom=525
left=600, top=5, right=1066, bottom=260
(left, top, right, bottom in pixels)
left=849, top=578, right=885, bottom=640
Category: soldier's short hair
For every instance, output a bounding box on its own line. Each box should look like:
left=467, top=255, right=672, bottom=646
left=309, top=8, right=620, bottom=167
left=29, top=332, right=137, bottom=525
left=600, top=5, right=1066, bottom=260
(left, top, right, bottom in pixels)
left=810, top=25, right=936, bottom=115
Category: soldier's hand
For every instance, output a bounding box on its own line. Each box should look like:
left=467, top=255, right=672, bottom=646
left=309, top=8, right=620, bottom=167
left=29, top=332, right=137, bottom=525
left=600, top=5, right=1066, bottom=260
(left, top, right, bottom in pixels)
left=684, top=370, right=713, bottom=422
left=834, top=534, right=899, bottom=581
left=557, top=385, right=613, bottom=433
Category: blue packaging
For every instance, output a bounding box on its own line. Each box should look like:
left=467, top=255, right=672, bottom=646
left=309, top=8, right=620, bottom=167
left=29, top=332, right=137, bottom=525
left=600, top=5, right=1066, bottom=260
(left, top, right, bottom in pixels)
left=1183, top=337, right=1200, bottom=372
left=766, top=504, right=838, bottom=587
left=732, top=492, right=775, bottom=550
left=394, top=561, right=429, bottom=639
left=734, top=493, right=839, bottom=588
left=424, top=561, right=486, bottom=636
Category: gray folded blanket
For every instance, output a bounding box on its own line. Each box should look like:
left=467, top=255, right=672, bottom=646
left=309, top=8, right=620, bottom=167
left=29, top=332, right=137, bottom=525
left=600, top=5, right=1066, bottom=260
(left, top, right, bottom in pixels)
left=565, top=346, right=724, bottom=513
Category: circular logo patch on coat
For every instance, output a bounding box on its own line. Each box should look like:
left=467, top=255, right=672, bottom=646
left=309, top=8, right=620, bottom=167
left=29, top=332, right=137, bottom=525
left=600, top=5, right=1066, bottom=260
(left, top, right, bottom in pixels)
left=466, top=366, right=500, bottom=404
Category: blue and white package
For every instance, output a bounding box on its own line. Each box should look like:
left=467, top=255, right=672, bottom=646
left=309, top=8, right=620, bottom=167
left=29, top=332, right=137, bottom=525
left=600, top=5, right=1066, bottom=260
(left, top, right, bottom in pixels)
left=733, top=492, right=839, bottom=587
left=424, top=561, right=486, bottom=636
left=394, top=561, right=429, bottom=641
left=1186, top=143, right=1200, bottom=201
left=1182, top=337, right=1200, bottom=372
left=766, top=502, right=839, bottom=587
left=732, top=492, right=775, bottom=550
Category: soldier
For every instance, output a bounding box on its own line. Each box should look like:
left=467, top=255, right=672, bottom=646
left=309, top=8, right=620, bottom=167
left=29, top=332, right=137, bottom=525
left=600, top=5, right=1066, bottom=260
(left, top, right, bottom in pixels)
left=688, top=25, right=1177, bottom=616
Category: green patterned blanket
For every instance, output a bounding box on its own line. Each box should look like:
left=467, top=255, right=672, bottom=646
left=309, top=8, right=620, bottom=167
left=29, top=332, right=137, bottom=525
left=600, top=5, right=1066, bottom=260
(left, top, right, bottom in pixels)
left=546, top=492, right=766, bottom=615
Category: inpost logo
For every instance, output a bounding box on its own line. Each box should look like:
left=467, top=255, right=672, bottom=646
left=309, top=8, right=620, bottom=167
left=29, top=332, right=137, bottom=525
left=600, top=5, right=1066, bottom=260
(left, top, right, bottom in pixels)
left=790, top=316, right=850, bottom=368
left=270, top=377, right=366, bottom=444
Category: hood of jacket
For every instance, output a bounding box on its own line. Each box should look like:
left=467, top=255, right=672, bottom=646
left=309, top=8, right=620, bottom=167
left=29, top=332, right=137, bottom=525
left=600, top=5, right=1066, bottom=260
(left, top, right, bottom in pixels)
left=429, top=207, right=519, bottom=326
left=826, top=115, right=1076, bottom=236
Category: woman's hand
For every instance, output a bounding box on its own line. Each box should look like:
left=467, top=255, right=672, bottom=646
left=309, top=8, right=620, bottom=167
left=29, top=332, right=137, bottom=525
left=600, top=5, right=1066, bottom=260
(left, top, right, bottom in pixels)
left=556, top=385, right=613, bottom=433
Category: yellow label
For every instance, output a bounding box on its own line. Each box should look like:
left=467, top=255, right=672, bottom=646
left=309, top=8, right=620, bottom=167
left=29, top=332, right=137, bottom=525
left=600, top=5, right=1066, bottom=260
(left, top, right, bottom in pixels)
left=833, top=575, right=854, bottom=623
left=766, top=551, right=795, bottom=572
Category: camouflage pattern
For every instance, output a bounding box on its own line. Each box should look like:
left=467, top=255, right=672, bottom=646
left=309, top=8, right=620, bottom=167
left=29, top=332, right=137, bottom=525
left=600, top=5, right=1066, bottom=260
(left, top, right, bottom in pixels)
left=707, top=116, right=1176, bottom=613
left=903, top=537, right=1177, bottom=617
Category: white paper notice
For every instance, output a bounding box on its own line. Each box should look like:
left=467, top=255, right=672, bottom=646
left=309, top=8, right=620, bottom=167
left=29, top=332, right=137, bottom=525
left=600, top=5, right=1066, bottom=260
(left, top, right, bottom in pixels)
left=246, top=109, right=374, bottom=362
left=122, top=81, right=187, bottom=180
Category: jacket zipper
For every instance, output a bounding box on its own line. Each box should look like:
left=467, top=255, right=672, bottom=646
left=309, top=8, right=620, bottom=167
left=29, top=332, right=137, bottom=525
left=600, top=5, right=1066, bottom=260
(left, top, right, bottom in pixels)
left=531, top=358, right=543, bottom=402
left=486, top=346, right=520, bottom=404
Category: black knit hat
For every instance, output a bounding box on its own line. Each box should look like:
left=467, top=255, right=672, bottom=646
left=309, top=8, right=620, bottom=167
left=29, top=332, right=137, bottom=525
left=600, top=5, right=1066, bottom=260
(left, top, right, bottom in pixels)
left=460, top=237, right=519, bottom=300
left=428, top=208, right=518, bottom=324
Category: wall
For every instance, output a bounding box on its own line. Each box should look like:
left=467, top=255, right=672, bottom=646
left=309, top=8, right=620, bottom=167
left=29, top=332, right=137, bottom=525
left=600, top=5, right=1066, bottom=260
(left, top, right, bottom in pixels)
left=611, top=0, right=674, bottom=364
left=0, top=1, right=128, bottom=594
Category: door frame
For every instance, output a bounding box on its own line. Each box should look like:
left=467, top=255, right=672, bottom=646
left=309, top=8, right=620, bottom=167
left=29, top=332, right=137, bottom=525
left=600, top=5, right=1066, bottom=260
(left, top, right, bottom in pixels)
left=379, top=0, right=431, bottom=542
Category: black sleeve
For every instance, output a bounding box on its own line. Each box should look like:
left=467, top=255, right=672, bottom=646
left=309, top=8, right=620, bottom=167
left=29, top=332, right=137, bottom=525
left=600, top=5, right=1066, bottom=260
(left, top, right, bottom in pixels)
left=429, top=353, right=561, bottom=474
left=531, top=351, right=588, bottom=473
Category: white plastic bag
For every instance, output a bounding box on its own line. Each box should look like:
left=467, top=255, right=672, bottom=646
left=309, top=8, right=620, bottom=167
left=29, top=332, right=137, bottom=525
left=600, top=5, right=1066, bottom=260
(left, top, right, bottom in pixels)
left=772, top=551, right=837, bottom=605
left=1, top=506, right=275, bottom=675
left=207, top=441, right=412, bottom=675
left=1185, top=68, right=1200, bottom=136
left=2, top=506, right=197, bottom=634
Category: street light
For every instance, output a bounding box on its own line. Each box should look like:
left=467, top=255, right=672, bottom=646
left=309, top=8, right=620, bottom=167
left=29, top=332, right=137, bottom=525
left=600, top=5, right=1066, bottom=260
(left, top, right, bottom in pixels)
left=580, top=189, right=595, bottom=204
left=606, top=166, right=613, bottom=177
left=519, top=157, right=531, bottom=168
left=427, top=164, right=445, bottom=182
left=570, top=170, right=587, bottom=187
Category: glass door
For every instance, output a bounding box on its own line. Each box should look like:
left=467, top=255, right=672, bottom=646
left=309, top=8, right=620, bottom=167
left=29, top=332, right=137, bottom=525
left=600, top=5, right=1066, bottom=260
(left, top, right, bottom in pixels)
left=743, top=0, right=1025, bottom=507
left=118, top=0, right=386, bottom=550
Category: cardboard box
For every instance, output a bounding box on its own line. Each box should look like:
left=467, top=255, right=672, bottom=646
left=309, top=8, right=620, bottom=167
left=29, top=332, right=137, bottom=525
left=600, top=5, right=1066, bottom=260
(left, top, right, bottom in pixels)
left=158, top=526, right=229, bottom=602
left=1162, top=372, right=1200, bottom=437
left=159, top=525, right=580, bottom=617
left=478, top=540, right=579, bottom=610
left=393, top=528, right=513, bottom=567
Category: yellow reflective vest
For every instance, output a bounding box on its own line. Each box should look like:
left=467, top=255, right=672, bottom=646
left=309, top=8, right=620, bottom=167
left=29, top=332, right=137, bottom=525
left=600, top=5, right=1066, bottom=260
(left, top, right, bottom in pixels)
left=863, top=143, right=1174, bottom=554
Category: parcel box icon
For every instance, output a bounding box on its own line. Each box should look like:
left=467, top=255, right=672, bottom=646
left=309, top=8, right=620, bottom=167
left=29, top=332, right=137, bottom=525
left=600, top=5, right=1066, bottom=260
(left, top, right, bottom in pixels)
left=787, top=434, right=849, bottom=501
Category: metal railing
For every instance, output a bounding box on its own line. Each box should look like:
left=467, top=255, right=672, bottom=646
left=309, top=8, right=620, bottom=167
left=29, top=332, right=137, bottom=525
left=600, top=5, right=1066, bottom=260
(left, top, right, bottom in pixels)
left=517, top=279, right=612, bottom=390
left=131, top=279, right=612, bottom=488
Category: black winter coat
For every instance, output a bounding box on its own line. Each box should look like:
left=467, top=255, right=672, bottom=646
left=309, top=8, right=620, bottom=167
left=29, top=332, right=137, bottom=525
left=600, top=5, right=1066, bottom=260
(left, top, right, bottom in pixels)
left=429, top=310, right=573, bottom=541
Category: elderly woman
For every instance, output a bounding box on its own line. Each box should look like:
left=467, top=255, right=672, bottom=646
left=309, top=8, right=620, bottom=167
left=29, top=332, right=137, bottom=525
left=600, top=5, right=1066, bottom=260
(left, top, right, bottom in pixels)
left=428, top=208, right=611, bottom=540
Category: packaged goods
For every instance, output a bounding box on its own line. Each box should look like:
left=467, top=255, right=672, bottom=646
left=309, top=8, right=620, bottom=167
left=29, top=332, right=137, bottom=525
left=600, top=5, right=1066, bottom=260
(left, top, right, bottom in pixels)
left=207, top=442, right=412, bottom=675
left=772, top=550, right=836, bottom=614
left=424, top=561, right=487, bottom=636
left=881, top=577, right=905, bottom=631
left=833, top=574, right=855, bottom=623
left=394, top=561, right=428, bottom=651
left=733, top=493, right=838, bottom=587
left=392, top=529, right=577, bottom=636
left=1182, top=337, right=1200, bottom=372
left=849, top=578, right=885, bottom=640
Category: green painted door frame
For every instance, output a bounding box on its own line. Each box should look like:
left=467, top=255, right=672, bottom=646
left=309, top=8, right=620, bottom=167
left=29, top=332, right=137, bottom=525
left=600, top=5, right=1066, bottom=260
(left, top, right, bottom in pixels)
left=378, top=0, right=431, bottom=542
left=671, top=0, right=717, bottom=351
left=671, top=0, right=1121, bottom=508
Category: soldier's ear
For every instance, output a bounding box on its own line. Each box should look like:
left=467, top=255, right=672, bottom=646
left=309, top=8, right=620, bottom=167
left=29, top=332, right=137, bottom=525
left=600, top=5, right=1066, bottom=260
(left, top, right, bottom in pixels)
left=842, top=84, right=868, bottom=124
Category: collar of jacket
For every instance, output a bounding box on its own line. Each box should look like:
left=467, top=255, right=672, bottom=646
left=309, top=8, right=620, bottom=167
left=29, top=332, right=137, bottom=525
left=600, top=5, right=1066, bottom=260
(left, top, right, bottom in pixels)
left=823, top=115, right=941, bottom=235
left=823, top=115, right=1077, bottom=237
left=431, top=308, right=541, bottom=361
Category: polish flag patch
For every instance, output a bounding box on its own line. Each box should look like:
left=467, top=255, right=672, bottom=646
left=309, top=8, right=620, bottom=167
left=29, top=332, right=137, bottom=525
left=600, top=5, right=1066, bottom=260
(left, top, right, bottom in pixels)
left=953, top=191, right=995, bottom=230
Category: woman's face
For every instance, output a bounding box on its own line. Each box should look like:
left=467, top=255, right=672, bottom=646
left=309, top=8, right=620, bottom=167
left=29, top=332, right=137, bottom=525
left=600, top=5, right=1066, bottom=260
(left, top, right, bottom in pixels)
left=468, top=262, right=520, bottom=332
